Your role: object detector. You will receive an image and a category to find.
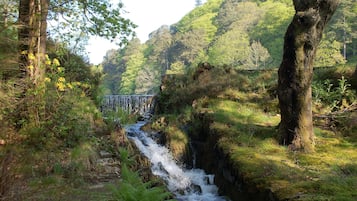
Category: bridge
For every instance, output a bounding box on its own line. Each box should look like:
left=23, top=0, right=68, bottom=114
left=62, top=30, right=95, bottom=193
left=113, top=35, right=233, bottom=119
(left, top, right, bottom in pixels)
left=101, top=95, right=155, bottom=117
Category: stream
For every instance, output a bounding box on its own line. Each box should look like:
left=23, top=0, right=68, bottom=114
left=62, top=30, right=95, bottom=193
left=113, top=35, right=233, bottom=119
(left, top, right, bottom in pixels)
left=125, top=121, right=229, bottom=201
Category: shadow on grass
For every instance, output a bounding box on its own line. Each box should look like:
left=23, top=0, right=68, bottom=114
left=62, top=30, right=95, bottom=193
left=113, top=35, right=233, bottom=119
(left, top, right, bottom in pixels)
left=205, top=98, right=357, bottom=200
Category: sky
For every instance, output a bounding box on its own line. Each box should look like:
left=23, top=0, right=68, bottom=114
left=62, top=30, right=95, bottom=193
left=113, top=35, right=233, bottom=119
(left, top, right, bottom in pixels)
left=86, top=0, right=201, bottom=65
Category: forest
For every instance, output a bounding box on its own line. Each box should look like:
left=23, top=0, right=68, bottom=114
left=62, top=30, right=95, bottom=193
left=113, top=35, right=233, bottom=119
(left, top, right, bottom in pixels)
left=1, top=0, right=357, bottom=200
left=101, top=0, right=356, bottom=95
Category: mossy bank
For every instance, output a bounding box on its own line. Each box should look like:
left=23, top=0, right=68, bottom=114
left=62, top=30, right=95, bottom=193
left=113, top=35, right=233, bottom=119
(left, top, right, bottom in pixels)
left=149, top=63, right=357, bottom=201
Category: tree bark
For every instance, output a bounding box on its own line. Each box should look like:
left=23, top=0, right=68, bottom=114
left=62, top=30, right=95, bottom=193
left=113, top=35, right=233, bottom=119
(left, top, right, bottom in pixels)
left=18, top=0, right=32, bottom=79
left=278, top=0, right=339, bottom=152
left=18, top=0, right=48, bottom=82
left=18, top=0, right=48, bottom=125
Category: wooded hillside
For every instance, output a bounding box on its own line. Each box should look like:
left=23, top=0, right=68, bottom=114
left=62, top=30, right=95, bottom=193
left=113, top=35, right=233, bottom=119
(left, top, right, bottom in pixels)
left=101, top=0, right=356, bottom=95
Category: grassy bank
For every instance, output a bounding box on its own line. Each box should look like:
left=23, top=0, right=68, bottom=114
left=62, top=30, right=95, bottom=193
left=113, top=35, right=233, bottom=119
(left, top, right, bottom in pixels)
left=152, top=63, right=357, bottom=200
left=0, top=102, right=173, bottom=201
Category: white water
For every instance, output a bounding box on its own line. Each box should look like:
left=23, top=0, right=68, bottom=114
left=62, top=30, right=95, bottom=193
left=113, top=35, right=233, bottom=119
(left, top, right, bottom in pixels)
left=125, top=121, right=228, bottom=201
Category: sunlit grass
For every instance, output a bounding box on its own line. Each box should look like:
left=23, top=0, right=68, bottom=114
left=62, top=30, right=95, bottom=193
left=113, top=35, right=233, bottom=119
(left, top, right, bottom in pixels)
left=166, top=125, right=189, bottom=159
left=155, top=67, right=357, bottom=200
left=205, top=97, right=357, bottom=200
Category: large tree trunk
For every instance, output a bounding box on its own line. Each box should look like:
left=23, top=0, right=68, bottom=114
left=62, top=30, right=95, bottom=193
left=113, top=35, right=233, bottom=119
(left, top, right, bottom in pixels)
left=18, top=0, right=48, bottom=126
left=18, top=0, right=48, bottom=83
left=278, top=0, right=339, bottom=152
left=18, top=0, right=32, bottom=79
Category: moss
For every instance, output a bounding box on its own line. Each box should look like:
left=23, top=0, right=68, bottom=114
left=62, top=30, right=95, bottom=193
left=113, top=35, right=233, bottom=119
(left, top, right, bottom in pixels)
left=166, top=125, right=189, bottom=160
left=211, top=100, right=357, bottom=200
left=156, top=67, right=357, bottom=200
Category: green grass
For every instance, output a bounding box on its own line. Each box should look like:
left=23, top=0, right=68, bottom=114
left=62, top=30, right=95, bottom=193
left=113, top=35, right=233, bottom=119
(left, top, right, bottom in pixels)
left=150, top=114, right=190, bottom=160
left=155, top=67, right=357, bottom=201
left=209, top=99, right=357, bottom=200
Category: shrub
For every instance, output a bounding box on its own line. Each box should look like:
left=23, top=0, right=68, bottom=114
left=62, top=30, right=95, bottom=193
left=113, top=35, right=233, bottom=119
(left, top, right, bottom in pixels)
left=110, top=164, right=173, bottom=201
left=109, top=148, right=174, bottom=201
left=312, top=76, right=356, bottom=112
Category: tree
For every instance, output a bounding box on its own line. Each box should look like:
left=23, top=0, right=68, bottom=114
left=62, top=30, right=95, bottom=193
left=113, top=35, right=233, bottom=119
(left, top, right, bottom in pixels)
left=328, top=0, right=357, bottom=60
left=251, top=1, right=294, bottom=68
left=48, top=0, right=136, bottom=45
left=314, top=34, right=345, bottom=67
left=18, top=0, right=135, bottom=83
left=18, top=0, right=48, bottom=83
left=0, top=0, right=17, bottom=29
left=167, top=28, right=208, bottom=71
left=102, top=49, right=126, bottom=94
left=215, top=1, right=262, bottom=34
left=135, top=64, right=161, bottom=95
left=245, top=40, right=270, bottom=69
left=207, top=29, right=250, bottom=67
left=0, top=0, right=18, bottom=81
left=119, top=38, right=145, bottom=94
left=166, top=61, right=185, bottom=75
left=147, top=25, right=173, bottom=75
left=17, top=0, right=135, bottom=125
left=18, top=0, right=49, bottom=125
left=278, top=0, right=340, bottom=152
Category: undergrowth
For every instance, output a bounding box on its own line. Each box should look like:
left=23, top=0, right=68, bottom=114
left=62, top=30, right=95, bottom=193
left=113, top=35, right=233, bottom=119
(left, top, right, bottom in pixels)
left=109, top=148, right=174, bottom=201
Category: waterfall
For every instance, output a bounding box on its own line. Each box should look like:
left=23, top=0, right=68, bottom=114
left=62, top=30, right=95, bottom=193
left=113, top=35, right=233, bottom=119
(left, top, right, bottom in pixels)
left=125, top=121, right=229, bottom=201
left=101, top=95, right=155, bottom=117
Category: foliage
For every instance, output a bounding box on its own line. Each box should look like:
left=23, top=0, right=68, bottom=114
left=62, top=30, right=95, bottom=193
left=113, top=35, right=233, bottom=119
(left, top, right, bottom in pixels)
left=166, top=61, right=185, bottom=75
left=170, top=29, right=209, bottom=68
left=214, top=1, right=263, bottom=33
left=0, top=0, right=137, bottom=199
left=109, top=148, right=174, bottom=201
left=0, top=79, right=19, bottom=141
left=135, top=64, right=161, bottom=94
left=16, top=55, right=104, bottom=149
left=103, top=108, right=137, bottom=130
left=110, top=164, right=173, bottom=201
left=176, top=0, right=223, bottom=33
left=145, top=25, right=173, bottom=74
left=251, top=1, right=294, bottom=67
left=49, top=0, right=136, bottom=47
left=101, top=0, right=354, bottom=95
left=0, top=26, right=18, bottom=80
left=101, top=49, right=126, bottom=94
left=119, top=38, right=146, bottom=94
left=246, top=40, right=271, bottom=69
left=327, top=0, right=357, bottom=60
left=314, top=35, right=346, bottom=67
left=208, top=29, right=250, bottom=67
left=312, top=76, right=356, bottom=112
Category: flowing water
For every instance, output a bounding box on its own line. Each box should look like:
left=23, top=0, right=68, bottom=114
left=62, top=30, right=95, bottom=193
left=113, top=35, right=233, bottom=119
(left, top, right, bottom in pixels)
left=125, top=121, right=228, bottom=201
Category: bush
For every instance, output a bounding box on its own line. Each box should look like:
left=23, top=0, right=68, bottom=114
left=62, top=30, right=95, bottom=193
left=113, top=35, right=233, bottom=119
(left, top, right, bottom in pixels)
left=312, top=76, right=356, bottom=112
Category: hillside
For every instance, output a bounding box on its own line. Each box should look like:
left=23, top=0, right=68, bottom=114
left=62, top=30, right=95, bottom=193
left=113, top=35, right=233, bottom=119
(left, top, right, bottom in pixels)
left=101, top=0, right=356, bottom=95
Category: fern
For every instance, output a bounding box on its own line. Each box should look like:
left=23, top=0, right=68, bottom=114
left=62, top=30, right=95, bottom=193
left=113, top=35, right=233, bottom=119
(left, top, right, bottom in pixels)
left=109, top=150, right=175, bottom=201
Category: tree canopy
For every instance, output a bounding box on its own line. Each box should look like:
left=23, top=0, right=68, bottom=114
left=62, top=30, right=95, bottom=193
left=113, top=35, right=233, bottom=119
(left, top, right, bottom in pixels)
left=102, top=0, right=354, bottom=95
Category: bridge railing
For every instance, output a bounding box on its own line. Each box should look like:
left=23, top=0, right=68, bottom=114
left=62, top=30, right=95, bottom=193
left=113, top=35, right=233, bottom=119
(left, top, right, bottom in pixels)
left=101, top=95, right=155, bottom=117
